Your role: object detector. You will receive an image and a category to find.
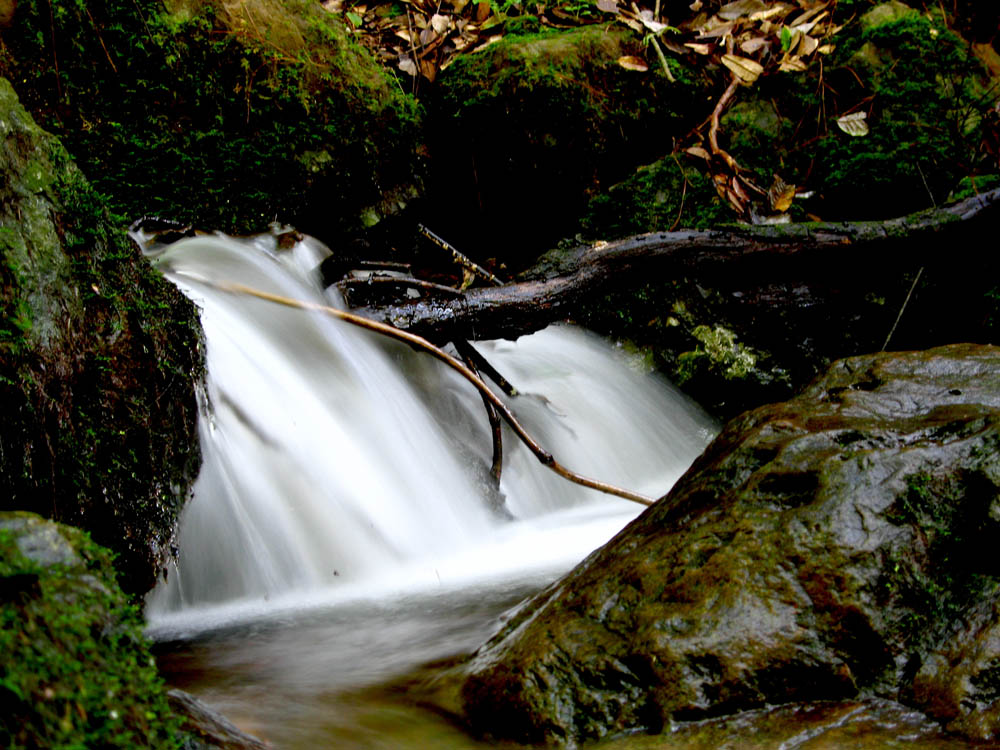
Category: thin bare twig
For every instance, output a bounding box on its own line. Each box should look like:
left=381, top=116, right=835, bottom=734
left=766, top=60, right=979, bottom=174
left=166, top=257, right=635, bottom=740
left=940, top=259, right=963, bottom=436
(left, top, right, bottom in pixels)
left=708, top=76, right=740, bottom=172
left=204, top=280, right=655, bottom=506
left=458, top=343, right=504, bottom=483
left=83, top=5, right=119, bottom=74
left=669, top=152, right=689, bottom=231
left=882, top=266, right=924, bottom=352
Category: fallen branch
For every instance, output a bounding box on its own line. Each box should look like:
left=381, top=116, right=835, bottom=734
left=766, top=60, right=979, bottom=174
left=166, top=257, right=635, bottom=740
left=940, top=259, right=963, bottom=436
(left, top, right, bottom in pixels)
left=456, top=342, right=504, bottom=483
left=356, top=187, right=1000, bottom=342
left=187, top=277, right=654, bottom=506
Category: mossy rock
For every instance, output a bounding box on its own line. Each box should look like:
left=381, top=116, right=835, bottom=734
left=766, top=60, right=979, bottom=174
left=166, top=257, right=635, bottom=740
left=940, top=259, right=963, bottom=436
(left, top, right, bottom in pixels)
left=448, top=344, right=1000, bottom=745
left=0, top=76, right=201, bottom=596
left=728, top=1, right=995, bottom=221
left=579, top=154, right=732, bottom=238
left=0, top=512, right=181, bottom=748
left=0, top=0, right=424, bottom=237
left=426, top=24, right=712, bottom=268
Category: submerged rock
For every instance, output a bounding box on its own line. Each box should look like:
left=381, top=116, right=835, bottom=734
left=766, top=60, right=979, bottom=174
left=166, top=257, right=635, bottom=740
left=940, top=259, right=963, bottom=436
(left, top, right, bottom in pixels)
left=449, top=344, right=1000, bottom=745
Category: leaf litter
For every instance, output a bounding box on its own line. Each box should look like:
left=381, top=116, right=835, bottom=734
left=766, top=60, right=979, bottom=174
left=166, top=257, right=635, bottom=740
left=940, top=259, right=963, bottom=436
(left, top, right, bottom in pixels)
left=318, top=0, right=853, bottom=222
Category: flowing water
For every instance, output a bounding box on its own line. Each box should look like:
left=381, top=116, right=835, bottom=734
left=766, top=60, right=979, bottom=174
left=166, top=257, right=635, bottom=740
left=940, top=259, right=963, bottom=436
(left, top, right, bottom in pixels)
left=141, top=229, right=717, bottom=743
left=141, top=231, right=991, bottom=749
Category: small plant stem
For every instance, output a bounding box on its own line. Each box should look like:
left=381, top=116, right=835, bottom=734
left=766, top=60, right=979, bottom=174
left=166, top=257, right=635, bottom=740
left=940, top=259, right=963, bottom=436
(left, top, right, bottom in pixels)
left=882, top=267, right=924, bottom=351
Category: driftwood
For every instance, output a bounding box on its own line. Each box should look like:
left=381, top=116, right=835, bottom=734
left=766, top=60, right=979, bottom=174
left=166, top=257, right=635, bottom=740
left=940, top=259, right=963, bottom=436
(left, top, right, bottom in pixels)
left=354, top=188, right=1000, bottom=343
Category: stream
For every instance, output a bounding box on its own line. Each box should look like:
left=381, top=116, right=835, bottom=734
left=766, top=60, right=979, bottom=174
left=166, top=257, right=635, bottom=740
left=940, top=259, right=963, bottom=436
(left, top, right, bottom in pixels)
left=139, top=229, right=996, bottom=749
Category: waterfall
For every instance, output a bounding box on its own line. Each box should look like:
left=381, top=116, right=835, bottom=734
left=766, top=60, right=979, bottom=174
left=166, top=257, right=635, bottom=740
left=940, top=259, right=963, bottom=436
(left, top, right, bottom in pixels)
left=142, top=230, right=716, bottom=629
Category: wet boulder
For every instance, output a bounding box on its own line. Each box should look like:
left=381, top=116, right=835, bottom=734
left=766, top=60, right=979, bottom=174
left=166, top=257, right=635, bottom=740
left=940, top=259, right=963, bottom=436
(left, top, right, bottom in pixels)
left=452, top=344, right=1000, bottom=745
left=0, top=512, right=179, bottom=747
left=0, top=77, right=201, bottom=595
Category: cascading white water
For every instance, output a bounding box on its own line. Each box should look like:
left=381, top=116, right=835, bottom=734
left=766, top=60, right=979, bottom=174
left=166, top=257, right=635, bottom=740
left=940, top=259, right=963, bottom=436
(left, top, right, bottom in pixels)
left=142, top=230, right=716, bottom=631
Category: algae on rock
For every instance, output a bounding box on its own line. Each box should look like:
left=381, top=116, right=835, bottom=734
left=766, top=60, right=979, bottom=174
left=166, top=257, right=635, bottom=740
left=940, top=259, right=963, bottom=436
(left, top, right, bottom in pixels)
left=0, top=76, right=201, bottom=596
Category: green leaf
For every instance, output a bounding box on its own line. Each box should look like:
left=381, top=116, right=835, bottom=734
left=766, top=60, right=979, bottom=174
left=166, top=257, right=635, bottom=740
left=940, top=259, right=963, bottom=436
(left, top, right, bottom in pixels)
left=346, top=11, right=363, bottom=27
left=780, top=25, right=792, bottom=52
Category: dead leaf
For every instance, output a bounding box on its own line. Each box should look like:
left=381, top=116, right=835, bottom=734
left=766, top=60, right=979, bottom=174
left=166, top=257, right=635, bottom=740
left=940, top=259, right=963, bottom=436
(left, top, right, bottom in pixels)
left=638, top=9, right=669, bottom=33
left=689, top=0, right=702, bottom=10
left=398, top=55, right=418, bottom=75
left=836, top=111, right=869, bottom=136
left=791, top=13, right=827, bottom=36
left=725, top=187, right=746, bottom=213
left=419, top=57, right=437, bottom=81
left=597, top=0, right=619, bottom=12
left=717, top=0, right=767, bottom=21
left=617, top=55, right=649, bottom=71
left=474, top=1, right=490, bottom=22
left=684, top=42, right=712, bottom=55
left=730, top=176, right=749, bottom=201
left=797, top=33, right=819, bottom=56
left=788, top=3, right=828, bottom=29
left=721, top=53, right=764, bottom=84
left=778, top=57, right=807, bottom=72
left=740, top=36, right=769, bottom=54
left=660, top=38, right=689, bottom=55
left=685, top=145, right=711, bottom=159
left=695, top=20, right=736, bottom=39
left=817, top=43, right=835, bottom=54
left=430, top=12, right=450, bottom=34
left=748, top=4, right=787, bottom=22
left=768, top=174, right=796, bottom=212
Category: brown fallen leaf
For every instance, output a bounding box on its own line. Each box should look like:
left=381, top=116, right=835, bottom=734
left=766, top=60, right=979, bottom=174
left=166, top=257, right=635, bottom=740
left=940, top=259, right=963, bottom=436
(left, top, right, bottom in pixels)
left=430, top=12, right=450, bottom=33
left=778, top=57, right=807, bottom=72
left=722, top=53, right=764, bottom=84
left=717, top=0, right=767, bottom=21
left=749, top=4, right=788, bottom=22
left=740, top=36, right=769, bottom=54
left=398, top=54, right=418, bottom=75
left=797, top=33, right=819, bottom=57
left=617, top=55, right=649, bottom=71
left=767, top=173, right=796, bottom=212
left=684, top=42, right=712, bottom=54
left=685, top=145, right=712, bottom=160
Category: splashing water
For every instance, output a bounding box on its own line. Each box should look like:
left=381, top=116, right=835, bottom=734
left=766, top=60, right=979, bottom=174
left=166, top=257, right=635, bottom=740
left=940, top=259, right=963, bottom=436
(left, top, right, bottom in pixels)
left=142, top=231, right=716, bottom=634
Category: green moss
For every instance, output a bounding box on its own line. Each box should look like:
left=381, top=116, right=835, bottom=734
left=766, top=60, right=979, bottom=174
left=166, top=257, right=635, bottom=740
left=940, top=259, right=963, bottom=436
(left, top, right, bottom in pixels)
left=580, top=155, right=731, bottom=238
left=1, top=0, right=424, bottom=237
left=0, top=513, right=181, bottom=748
left=1, top=76, right=202, bottom=595
left=949, top=174, right=1000, bottom=201
left=676, top=325, right=759, bottom=383
left=429, top=24, right=712, bottom=265
left=704, top=2, right=998, bottom=221
left=881, top=469, right=1000, bottom=647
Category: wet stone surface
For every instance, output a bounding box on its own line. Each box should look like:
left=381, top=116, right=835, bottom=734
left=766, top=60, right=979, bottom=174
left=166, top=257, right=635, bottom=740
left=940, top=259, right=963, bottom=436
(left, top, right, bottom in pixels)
left=442, top=344, right=1000, bottom=745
